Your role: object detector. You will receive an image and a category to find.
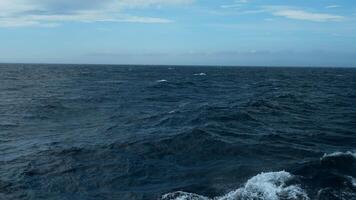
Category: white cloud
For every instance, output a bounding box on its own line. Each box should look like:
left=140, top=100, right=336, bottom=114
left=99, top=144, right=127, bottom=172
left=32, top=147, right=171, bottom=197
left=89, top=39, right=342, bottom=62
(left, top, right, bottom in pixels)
left=238, top=0, right=249, bottom=3
left=221, top=0, right=249, bottom=9
left=119, top=0, right=193, bottom=8
left=326, top=5, right=341, bottom=9
left=272, top=10, right=344, bottom=22
left=0, top=0, right=192, bottom=27
left=216, top=4, right=345, bottom=22
left=220, top=4, right=243, bottom=9
left=265, top=6, right=345, bottom=22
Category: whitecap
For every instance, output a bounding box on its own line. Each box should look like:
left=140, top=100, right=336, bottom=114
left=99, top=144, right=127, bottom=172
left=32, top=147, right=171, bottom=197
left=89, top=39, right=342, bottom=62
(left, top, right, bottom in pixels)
left=161, top=171, right=309, bottom=200
left=347, top=176, right=356, bottom=188
left=321, top=151, right=356, bottom=160
left=157, top=79, right=168, bottom=83
left=194, top=73, right=206, bottom=76
left=161, top=191, right=209, bottom=200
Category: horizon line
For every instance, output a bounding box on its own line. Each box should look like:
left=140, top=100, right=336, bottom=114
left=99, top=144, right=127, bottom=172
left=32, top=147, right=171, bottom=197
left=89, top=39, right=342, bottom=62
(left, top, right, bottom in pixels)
left=0, top=62, right=355, bottom=69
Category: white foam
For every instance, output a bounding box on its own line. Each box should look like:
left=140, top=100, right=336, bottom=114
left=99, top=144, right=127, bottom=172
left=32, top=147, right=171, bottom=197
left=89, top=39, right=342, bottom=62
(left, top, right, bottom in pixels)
left=161, top=171, right=309, bottom=200
left=161, top=192, right=209, bottom=200
left=157, top=79, right=168, bottom=83
left=348, top=176, right=356, bottom=188
left=218, top=171, right=308, bottom=200
left=321, top=151, right=356, bottom=160
left=168, top=110, right=177, bottom=114
left=194, top=73, right=206, bottom=76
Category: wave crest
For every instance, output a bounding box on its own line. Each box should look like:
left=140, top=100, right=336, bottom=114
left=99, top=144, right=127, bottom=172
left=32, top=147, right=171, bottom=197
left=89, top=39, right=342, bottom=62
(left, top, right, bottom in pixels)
left=321, top=151, right=356, bottom=160
left=161, top=171, right=309, bottom=200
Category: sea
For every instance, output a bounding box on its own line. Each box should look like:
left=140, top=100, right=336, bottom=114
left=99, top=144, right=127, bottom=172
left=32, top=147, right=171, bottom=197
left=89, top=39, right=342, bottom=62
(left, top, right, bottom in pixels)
left=0, top=64, right=355, bottom=200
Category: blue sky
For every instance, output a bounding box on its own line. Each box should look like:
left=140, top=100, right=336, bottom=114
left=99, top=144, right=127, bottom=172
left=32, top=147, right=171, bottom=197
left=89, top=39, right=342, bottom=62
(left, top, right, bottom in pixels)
left=0, top=0, right=355, bottom=66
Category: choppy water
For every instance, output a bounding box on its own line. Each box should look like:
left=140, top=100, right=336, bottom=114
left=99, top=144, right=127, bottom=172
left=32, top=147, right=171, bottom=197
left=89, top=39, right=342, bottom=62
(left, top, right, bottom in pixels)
left=0, top=64, right=355, bottom=200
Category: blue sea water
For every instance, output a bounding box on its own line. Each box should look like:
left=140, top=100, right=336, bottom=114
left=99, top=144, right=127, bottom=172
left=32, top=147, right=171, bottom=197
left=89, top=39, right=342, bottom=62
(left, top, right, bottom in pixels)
left=0, top=64, right=355, bottom=200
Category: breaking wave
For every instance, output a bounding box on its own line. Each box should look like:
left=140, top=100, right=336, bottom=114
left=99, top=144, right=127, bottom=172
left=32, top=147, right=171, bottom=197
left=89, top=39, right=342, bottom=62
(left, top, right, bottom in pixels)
left=161, top=171, right=308, bottom=200
left=321, top=151, right=356, bottom=160
left=162, top=151, right=356, bottom=200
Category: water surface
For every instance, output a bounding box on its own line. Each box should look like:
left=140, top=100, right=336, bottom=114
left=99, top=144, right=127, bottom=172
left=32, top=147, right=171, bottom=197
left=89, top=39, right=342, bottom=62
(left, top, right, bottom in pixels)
left=0, top=64, right=355, bottom=199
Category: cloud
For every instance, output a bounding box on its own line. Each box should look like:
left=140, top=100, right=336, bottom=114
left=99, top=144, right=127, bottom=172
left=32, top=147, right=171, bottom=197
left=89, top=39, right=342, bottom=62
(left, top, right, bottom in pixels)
left=118, top=0, right=193, bottom=8
left=238, top=0, right=249, bottom=3
left=220, top=4, right=243, bottom=9
left=216, top=3, right=345, bottom=22
left=326, top=5, right=341, bottom=9
left=265, top=6, right=345, bottom=22
left=220, top=0, right=249, bottom=9
left=0, top=0, right=192, bottom=27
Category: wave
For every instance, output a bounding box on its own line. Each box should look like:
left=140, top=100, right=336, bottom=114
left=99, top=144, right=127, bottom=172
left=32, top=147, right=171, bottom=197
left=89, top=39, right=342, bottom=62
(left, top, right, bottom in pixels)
left=157, top=79, right=168, bottom=83
left=161, top=151, right=356, bottom=200
left=194, top=73, right=207, bottom=76
left=161, top=171, right=308, bottom=200
left=351, top=176, right=356, bottom=187
left=321, top=151, right=356, bottom=160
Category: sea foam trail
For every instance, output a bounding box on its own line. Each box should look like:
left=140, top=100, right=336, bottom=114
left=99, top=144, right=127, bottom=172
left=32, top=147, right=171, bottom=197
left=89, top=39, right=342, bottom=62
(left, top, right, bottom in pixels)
left=161, top=171, right=309, bottom=200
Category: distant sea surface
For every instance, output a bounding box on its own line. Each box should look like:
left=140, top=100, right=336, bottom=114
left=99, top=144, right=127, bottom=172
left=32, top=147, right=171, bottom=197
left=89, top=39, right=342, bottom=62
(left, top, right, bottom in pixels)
left=1, top=64, right=356, bottom=200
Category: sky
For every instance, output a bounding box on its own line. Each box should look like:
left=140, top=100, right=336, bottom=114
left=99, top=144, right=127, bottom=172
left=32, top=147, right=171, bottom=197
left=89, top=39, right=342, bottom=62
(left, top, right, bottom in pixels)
left=0, top=0, right=355, bottom=67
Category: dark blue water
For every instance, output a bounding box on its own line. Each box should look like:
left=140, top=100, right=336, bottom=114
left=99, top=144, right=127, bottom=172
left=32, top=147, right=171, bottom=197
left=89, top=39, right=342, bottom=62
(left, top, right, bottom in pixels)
left=1, top=64, right=355, bottom=200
